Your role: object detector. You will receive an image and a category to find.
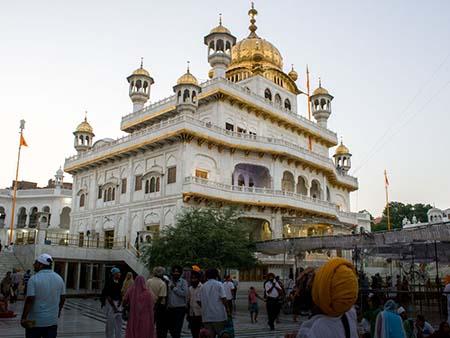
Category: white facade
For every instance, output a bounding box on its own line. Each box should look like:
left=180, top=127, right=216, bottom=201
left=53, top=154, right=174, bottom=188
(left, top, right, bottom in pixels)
left=64, top=5, right=370, bottom=269
left=0, top=169, right=72, bottom=243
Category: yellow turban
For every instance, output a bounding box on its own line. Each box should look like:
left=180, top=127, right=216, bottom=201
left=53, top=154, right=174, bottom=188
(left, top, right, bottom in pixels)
left=312, top=258, right=358, bottom=317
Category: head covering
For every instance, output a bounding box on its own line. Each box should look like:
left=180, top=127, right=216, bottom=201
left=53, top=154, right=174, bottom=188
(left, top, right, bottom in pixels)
left=124, top=275, right=155, bottom=338
left=192, top=265, right=201, bottom=272
left=153, top=266, right=165, bottom=277
left=312, top=257, right=358, bottom=317
left=397, top=306, right=406, bottom=314
left=384, top=299, right=398, bottom=312
left=37, top=253, right=53, bottom=266
left=111, top=267, right=120, bottom=275
left=122, top=272, right=134, bottom=294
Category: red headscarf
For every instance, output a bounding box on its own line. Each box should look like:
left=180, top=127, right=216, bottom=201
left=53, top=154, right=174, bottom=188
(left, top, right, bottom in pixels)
left=124, top=275, right=155, bottom=338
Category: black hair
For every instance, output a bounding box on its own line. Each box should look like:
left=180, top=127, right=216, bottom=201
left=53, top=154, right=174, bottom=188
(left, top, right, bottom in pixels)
left=205, top=268, right=219, bottom=280
left=171, top=265, right=183, bottom=273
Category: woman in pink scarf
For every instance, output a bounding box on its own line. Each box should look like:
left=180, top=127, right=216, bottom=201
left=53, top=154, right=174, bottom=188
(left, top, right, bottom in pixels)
left=124, top=275, right=155, bottom=338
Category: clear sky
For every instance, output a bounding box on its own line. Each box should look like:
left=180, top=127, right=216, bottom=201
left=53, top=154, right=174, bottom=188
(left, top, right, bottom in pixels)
left=1, top=0, right=449, bottom=216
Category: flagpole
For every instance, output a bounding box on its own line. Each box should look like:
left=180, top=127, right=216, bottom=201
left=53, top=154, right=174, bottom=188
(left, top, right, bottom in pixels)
left=306, top=65, right=312, bottom=150
left=9, top=120, right=26, bottom=244
left=384, top=170, right=391, bottom=231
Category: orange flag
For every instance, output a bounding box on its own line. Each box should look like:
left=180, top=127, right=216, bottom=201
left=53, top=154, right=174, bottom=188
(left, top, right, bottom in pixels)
left=20, top=134, right=28, bottom=147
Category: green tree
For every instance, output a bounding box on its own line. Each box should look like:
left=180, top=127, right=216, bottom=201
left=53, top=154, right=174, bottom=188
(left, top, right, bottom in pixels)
left=371, top=202, right=433, bottom=232
left=140, top=207, right=258, bottom=270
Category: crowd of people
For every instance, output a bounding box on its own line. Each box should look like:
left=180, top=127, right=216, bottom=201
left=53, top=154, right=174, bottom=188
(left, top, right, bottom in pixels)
left=2, top=252, right=450, bottom=338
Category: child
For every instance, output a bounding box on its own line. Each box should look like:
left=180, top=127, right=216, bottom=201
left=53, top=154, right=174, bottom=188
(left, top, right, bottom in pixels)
left=248, top=286, right=263, bottom=323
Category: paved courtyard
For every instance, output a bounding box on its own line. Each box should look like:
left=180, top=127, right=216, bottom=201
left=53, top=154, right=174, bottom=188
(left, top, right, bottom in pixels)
left=0, top=298, right=301, bottom=338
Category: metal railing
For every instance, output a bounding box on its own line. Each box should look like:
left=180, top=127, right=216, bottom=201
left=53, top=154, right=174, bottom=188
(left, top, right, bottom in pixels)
left=43, top=233, right=127, bottom=250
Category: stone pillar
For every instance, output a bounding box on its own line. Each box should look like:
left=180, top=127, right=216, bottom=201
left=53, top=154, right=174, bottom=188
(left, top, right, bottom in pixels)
left=272, top=212, right=283, bottom=239
left=63, top=262, right=69, bottom=286
left=75, top=262, right=81, bottom=290
left=100, top=264, right=106, bottom=291
left=88, top=263, right=94, bottom=291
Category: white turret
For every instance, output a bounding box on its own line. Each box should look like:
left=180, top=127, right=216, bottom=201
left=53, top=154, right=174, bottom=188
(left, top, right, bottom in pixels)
left=173, top=63, right=201, bottom=115
left=333, top=140, right=352, bottom=174
left=55, top=167, right=64, bottom=187
left=127, top=58, right=154, bottom=113
left=310, top=79, right=333, bottom=128
left=204, top=15, right=236, bottom=79
left=73, top=114, right=94, bottom=153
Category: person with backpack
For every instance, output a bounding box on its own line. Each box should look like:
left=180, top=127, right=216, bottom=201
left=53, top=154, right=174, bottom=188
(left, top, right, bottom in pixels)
left=293, top=258, right=359, bottom=338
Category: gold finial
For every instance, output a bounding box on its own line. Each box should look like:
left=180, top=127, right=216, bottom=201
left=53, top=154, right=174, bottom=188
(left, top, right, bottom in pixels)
left=84, top=110, right=88, bottom=122
left=318, top=77, right=322, bottom=88
left=248, top=2, right=258, bottom=37
left=140, top=57, right=144, bottom=68
left=291, top=64, right=294, bottom=71
left=187, top=61, right=190, bottom=73
left=219, top=13, right=222, bottom=25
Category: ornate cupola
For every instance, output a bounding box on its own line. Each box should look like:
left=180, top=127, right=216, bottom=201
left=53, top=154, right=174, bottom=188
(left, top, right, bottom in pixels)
left=73, top=113, right=94, bottom=153
left=173, top=62, right=201, bottom=115
left=310, top=78, right=334, bottom=128
left=127, top=58, right=154, bottom=113
left=204, top=14, right=237, bottom=79
left=55, top=167, right=64, bottom=187
left=333, top=139, right=352, bottom=174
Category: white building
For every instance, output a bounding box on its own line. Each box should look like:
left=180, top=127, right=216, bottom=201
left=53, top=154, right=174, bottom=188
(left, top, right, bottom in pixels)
left=62, top=5, right=370, bottom=280
left=0, top=168, right=72, bottom=244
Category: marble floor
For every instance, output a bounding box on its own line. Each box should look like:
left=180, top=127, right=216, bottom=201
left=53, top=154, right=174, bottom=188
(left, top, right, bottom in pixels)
left=0, top=298, right=301, bottom=338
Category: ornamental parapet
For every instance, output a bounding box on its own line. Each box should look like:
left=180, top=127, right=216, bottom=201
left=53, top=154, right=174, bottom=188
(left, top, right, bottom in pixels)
left=0, top=188, right=72, bottom=198
left=120, top=77, right=337, bottom=145
left=183, top=176, right=361, bottom=224
left=65, top=114, right=357, bottom=190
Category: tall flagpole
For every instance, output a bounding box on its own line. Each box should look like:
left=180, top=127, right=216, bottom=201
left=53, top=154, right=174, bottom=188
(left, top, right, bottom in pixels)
left=306, top=65, right=312, bottom=150
left=384, top=169, right=391, bottom=231
left=9, top=120, right=26, bottom=244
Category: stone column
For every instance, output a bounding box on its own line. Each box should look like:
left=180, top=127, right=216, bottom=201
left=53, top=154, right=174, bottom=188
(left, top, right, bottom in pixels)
left=88, top=263, right=94, bottom=291
left=63, top=262, right=69, bottom=286
left=75, top=262, right=81, bottom=290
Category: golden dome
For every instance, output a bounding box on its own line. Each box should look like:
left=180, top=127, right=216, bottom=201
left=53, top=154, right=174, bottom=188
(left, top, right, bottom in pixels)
left=288, top=65, right=298, bottom=81
left=210, top=24, right=231, bottom=35
left=75, top=117, right=94, bottom=134
left=312, top=79, right=330, bottom=96
left=132, top=67, right=150, bottom=77
left=177, top=69, right=198, bottom=86
left=229, top=36, right=284, bottom=71
left=335, top=141, right=350, bottom=155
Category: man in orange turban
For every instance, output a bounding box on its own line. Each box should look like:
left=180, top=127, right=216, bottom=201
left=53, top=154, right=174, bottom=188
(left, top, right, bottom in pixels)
left=295, top=258, right=359, bottom=338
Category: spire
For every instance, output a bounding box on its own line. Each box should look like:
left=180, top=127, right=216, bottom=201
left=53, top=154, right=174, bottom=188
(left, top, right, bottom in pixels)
left=187, top=60, right=190, bottom=73
left=219, top=13, right=222, bottom=25
left=248, top=2, right=258, bottom=37
left=84, top=110, right=88, bottom=122
left=318, top=77, right=322, bottom=88
left=140, top=57, right=144, bottom=68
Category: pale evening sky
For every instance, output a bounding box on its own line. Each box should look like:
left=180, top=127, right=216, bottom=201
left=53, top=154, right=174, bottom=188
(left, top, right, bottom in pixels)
left=0, top=0, right=449, bottom=216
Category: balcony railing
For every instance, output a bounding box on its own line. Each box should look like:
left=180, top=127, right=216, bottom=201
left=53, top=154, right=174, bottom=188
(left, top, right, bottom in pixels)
left=120, top=77, right=337, bottom=141
left=66, top=114, right=357, bottom=187
left=0, top=188, right=72, bottom=197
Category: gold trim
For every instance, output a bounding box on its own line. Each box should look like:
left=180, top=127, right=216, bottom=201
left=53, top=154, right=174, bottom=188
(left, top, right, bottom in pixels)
left=121, top=88, right=336, bottom=146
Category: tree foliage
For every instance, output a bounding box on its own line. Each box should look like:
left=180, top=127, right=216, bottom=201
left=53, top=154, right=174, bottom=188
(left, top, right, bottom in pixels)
left=371, top=202, right=433, bottom=232
left=140, top=207, right=257, bottom=270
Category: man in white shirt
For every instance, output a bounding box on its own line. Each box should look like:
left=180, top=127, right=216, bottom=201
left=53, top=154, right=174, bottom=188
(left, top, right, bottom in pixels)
left=264, top=272, right=282, bottom=331
left=222, top=275, right=235, bottom=315
left=197, top=268, right=229, bottom=337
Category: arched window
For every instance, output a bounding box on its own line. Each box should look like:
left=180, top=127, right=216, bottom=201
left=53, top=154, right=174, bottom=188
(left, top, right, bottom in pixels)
left=216, top=39, right=224, bottom=52
left=238, top=174, right=245, bottom=186
left=225, top=41, right=231, bottom=54
left=249, top=177, right=255, bottom=187
left=209, top=41, right=215, bottom=54
left=156, top=177, right=160, bottom=192
left=274, top=94, right=282, bottom=107
left=310, top=180, right=322, bottom=199
left=136, top=79, right=142, bottom=90
left=326, top=186, right=331, bottom=202
left=80, top=194, right=85, bottom=207
left=177, top=90, right=181, bottom=103
left=112, top=188, right=115, bottom=201
left=145, top=180, right=150, bottom=194
left=264, top=88, right=272, bottom=101
left=183, top=89, right=190, bottom=102
left=281, top=171, right=295, bottom=192
left=107, top=188, right=112, bottom=201
left=192, top=90, right=197, bottom=104
left=150, top=177, right=156, bottom=193
left=296, top=176, right=308, bottom=195
left=284, top=99, right=291, bottom=111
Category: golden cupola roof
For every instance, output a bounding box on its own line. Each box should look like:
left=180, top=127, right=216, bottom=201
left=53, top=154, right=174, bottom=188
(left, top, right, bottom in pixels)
left=177, top=64, right=199, bottom=86
left=335, top=141, right=350, bottom=156
left=312, top=79, right=330, bottom=96
left=226, top=4, right=300, bottom=94
left=75, top=116, right=94, bottom=134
